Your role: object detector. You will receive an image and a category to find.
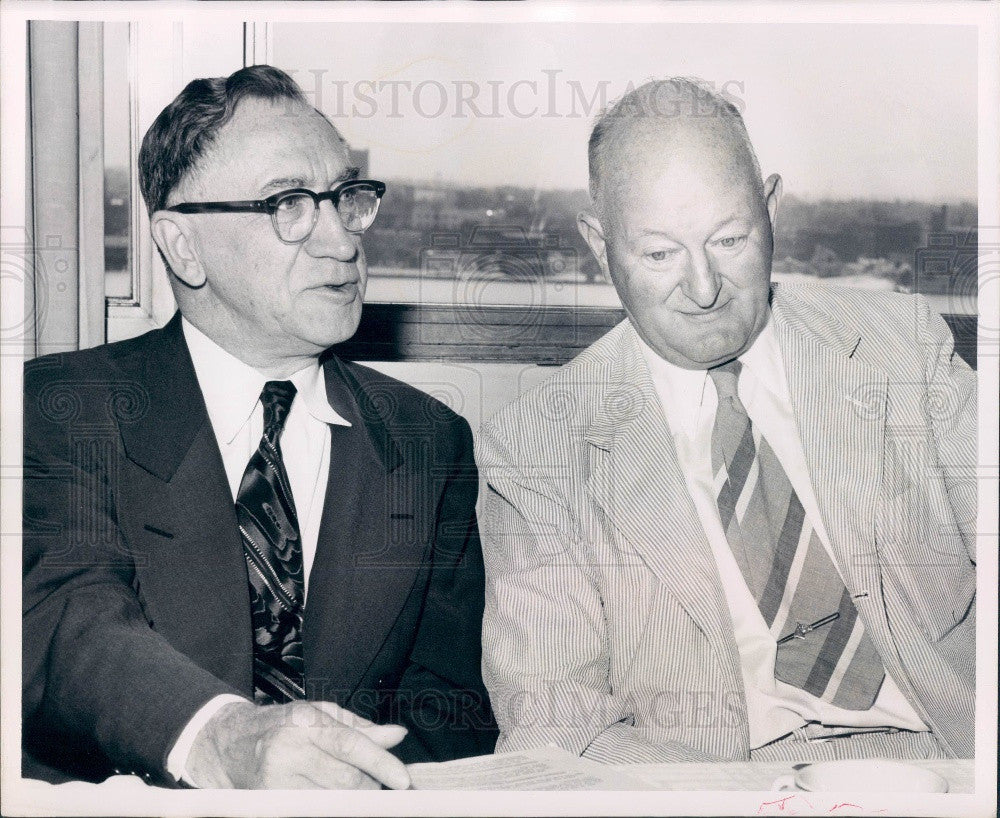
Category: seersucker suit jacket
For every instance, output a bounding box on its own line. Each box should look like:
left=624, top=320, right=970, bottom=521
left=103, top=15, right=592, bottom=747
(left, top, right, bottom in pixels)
left=23, top=313, right=497, bottom=784
left=477, top=284, right=976, bottom=762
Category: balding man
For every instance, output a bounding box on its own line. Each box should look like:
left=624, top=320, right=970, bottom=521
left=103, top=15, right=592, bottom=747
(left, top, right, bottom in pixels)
left=477, top=78, right=976, bottom=763
left=23, top=65, right=495, bottom=788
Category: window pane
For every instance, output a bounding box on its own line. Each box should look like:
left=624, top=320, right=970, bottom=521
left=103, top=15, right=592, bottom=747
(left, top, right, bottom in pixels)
left=271, top=22, right=976, bottom=314
left=103, top=22, right=133, bottom=300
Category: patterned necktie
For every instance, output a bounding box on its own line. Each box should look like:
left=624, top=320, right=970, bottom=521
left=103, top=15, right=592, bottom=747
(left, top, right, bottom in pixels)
left=236, top=381, right=305, bottom=704
left=709, top=360, right=885, bottom=710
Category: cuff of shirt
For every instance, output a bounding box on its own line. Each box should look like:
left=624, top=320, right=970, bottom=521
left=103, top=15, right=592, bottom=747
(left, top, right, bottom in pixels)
left=166, top=694, right=250, bottom=784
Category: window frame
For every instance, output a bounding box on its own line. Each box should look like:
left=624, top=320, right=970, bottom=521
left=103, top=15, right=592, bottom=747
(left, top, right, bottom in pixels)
left=104, top=21, right=179, bottom=343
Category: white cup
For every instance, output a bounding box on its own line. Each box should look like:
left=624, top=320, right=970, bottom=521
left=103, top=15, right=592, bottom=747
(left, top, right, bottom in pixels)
left=773, top=760, right=948, bottom=793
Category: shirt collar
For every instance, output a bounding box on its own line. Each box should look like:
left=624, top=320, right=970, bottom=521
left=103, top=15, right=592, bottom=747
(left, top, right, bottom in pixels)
left=181, top=317, right=350, bottom=445
left=739, top=316, right=790, bottom=405
left=637, top=334, right=710, bottom=442
left=636, top=310, right=788, bottom=440
left=290, top=357, right=352, bottom=429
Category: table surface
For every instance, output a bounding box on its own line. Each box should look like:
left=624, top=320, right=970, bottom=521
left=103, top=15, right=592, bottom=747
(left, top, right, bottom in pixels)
left=19, top=759, right=974, bottom=794
left=612, top=759, right=974, bottom=793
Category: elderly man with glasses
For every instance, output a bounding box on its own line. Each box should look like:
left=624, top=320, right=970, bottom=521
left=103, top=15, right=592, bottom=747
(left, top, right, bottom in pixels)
left=23, top=65, right=496, bottom=789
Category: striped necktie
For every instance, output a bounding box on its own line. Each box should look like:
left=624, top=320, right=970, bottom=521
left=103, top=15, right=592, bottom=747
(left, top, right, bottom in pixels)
left=236, top=380, right=305, bottom=704
left=709, top=360, right=885, bottom=710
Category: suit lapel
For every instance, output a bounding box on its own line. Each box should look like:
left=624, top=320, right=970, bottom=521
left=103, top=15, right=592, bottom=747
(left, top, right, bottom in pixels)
left=584, top=328, right=744, bottom=690
left=116, top=314, right=252, bottom=691
left=118, top=326, right=424, bottom=698
left=303, top=358, right=423, bottom=697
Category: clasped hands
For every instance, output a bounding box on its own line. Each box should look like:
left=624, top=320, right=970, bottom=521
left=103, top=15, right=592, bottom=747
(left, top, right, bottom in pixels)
left=186, top=699, right=412, bottom=789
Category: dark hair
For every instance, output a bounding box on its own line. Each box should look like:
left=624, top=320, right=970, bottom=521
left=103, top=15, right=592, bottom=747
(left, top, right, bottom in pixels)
left=138, top=65, right=307, bottom=215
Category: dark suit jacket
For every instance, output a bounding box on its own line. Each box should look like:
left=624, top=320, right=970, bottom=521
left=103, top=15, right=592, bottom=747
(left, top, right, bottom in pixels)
left=22, top=313, right=497, bottom=784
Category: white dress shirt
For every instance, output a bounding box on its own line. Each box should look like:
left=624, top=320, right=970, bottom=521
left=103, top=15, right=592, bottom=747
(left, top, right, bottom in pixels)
left=166, top=318, right=351, bottom=781
left=637, top=316, right=927, bottom=748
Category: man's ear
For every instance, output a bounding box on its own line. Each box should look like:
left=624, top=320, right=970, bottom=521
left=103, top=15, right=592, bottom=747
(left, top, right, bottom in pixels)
left=149, top=212, right=206, bottom=288
left=763, top=173, right=783, bottom=233
left=577, top=210, right=610, bottom=277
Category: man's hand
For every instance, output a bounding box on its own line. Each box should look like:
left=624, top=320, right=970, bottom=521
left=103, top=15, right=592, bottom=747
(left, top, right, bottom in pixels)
left=185, top=699, right=411, bottom=789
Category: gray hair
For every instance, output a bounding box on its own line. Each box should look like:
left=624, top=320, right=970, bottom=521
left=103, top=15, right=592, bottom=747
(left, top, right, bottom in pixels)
left=587, top=77, right=763, bottom=209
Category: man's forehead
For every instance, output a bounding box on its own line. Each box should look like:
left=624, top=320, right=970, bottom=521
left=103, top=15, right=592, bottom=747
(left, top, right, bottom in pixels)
left=599, top=117, right=758, bottom=207
left=179, top=96, right=349, bottom=195
left=216, top=96, right=344, bottom=149
left=605, top=115, right=748, bottom=176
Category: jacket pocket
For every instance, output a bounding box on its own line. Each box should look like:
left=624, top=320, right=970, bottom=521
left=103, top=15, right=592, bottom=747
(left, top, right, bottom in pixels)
left=875, top=488, right=975, bottom=643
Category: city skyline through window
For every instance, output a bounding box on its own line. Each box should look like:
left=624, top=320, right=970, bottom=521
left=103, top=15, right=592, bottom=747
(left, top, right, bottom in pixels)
left=271, top=22, right=978, bottom=313
left=104, top=21, right=980, bottom=315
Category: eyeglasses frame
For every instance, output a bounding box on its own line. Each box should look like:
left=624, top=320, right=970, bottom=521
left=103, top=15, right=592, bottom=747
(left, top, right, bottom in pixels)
left=162, top=178, right=387, bottom=243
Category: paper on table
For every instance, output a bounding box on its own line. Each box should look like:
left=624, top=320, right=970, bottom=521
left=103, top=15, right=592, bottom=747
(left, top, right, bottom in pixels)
left=407, top=746, right=645, bottom=790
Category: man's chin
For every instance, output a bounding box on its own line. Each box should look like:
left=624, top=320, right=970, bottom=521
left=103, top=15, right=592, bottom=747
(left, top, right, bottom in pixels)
left=670, top=337, right=753, bottom=370
left=692, top=317, right=768, bottom=368
left=297, top=303, right=363, bottom=349
left=313, top=320, right=363, bottom=351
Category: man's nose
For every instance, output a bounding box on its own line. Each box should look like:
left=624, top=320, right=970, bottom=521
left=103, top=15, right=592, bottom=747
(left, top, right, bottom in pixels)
left=305, top=200, right=359, bottom=261
left=680, top=248, right=722, bottom=309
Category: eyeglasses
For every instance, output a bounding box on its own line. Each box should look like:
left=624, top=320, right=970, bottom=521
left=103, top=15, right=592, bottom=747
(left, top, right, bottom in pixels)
left=164, top=179, right=387, bottom=244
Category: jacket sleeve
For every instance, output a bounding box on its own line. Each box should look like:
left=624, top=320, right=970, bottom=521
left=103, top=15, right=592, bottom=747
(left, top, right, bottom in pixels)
left=22, top=365, right=240, bottom=783
left=476, top=423, right=724, bottom=763
left=393, top=414, right=498, bottom=761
